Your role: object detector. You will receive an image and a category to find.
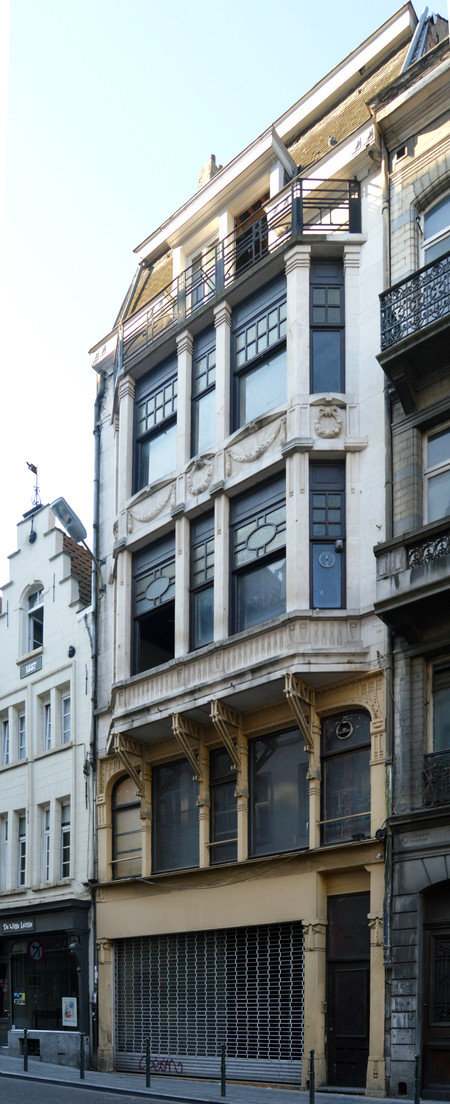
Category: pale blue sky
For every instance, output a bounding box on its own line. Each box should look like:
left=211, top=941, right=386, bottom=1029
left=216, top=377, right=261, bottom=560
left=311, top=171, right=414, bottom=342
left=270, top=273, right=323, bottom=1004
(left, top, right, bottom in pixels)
left=1, top=1, right=421, bottom=583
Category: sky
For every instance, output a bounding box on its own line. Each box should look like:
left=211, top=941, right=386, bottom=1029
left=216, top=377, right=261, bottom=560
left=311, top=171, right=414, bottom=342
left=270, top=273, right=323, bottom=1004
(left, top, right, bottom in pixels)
left=0, top=0, right=433, bottom=586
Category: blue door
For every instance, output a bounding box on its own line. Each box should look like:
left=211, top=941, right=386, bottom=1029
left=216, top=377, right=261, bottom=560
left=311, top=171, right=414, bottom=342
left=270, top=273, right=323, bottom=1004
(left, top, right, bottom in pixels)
left=310, top=464, right=345, bottom=608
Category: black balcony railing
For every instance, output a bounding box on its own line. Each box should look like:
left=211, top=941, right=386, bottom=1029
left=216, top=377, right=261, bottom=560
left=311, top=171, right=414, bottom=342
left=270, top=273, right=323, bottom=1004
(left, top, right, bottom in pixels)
left=121, top=177, right=361, bottom=369
left=380, top=250, right=450, bottom=352
left=423, top=748, right=450, bottom=807
left=407, top=525, right=450, bottom=568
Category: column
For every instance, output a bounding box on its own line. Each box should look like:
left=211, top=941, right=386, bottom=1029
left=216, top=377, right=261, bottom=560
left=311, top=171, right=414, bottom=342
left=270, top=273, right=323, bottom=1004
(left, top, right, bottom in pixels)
left=302, top=915, right=327, bottom=1089
left=309, top=708, right=322, bottom=850
left=285, top=446, right=311, bottom=612
left=285, top=243, right=311, bottom=404
left=198, top=742, right=210, bottom=868
left=213, top=492, right=229, bottom=642
left=117, top=375, right=135, bottom=511
left=176, top=329, right=193, bottom=469
left=140, top=760, right=152, bottom=877
left=97, top=937, right=114, bottom=1071
left=214, top=301, right=231, bottom=445
left=174, top=515, right=190, bottom=657
left=343, top=244, right=361, bottom=397
left=236, top=728, right=248, bottom=862
left=115, top=549, right=132, bottom=683
left=367, top=861, right=386, bottom=1095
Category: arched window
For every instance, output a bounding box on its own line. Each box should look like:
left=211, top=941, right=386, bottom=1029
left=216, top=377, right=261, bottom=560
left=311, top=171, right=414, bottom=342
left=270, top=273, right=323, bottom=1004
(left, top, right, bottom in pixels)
left=112, top=775, right=141, bottom=879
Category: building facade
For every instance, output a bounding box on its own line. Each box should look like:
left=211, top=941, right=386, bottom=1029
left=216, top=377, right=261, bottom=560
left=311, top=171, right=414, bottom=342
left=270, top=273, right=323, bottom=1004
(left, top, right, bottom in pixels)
left=90, top=6, right=436, bottom=1093
left=0, top=505, right=94, bottom=1044
left=373, top=13, right=450, bottom=1100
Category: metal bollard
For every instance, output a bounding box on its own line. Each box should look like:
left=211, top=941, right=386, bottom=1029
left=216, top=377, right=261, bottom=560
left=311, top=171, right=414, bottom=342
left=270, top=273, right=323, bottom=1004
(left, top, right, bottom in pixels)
left=309, top=1048, right=315, bottom=1104
left=414, top=1053, right=421, bottom=1104
left=79, top=1032, right=85, bottom=1080
left=145, top=1037, right=151, bottom=1089
left=220, top=1042, right=226, bottom=1097
left=23, top=1028, right=28, bottom=1073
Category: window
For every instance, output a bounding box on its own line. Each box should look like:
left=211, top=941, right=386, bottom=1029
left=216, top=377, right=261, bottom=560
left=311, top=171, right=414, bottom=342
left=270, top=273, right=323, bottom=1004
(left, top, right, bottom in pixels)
left=192, top=329, right=216, bottom=456
left=62, top=696, right=71, bottom=744
left=42, top=807, right=50, bottom=883
left=0, top=816, right=7, bottom=891
left=210, top=747, right=237, bottom=864
left=135, top=356, right=177, bottom=492
left=310, top=260, right=344, bottom=393
left=190, top=513, right=214, bottom=650
left=234, top=195, right=269, bottom=275
left=321, top=709, right=371, bottom=845
left=27, top=587, right=43, bottom=650
left=231, top=476, right=286, bottom=634
left=425, top=426, right=450, bottom=523
left=423, top=194, right=450, bottom=263
left=133, top=535, right=175, bottom=674
left=1, top=719, right=9, bottom=766
left=249, top=728, right=309, bottom=857
left=60, top=802, right=70, bottom=878
left=112, top=776, right=141, bottom=878
left=153, top=759, right=198, bottom=873
left=232, top=278, right=286, bottom=429
left=310, top=463, right=345, bottom=608
left=18, top=814, right=26, bottom=887
left=43, top=701, right=52, bottom=751
left=18, top=713, right=26, bottom=760
left=432, top=667, right=450, bottom=751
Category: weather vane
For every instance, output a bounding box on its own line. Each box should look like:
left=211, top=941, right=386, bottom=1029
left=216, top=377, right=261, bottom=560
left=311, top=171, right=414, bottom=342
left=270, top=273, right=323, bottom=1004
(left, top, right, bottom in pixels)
left=26, top=462, right=41, bottom=508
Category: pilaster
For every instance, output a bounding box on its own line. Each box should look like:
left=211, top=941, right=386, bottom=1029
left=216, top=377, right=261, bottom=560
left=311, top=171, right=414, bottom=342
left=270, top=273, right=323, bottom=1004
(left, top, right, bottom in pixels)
left=302, top=918, right=327, bottom=1089
left=214, top=301, right=232, bottom=444
left=117, top=375, right=135, bottom=510
left=286, top=448, right=310, bottom=611
left=97, top=936, right=114, bottom=1070
left=115, top=549, right=132, bottom=683
left=285, top=244, right=311, bottom=401
left=174, top=515, right=190, bottom=657
left=176, top=329, right=193, bottom=468
left=343, top=245, right=361, bottom=398
left=213, top=492, right=229, bottom=642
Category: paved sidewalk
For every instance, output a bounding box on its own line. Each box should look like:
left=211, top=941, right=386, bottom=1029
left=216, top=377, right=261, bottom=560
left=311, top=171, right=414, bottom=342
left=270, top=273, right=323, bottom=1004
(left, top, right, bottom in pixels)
left=0, top=1051, right=423, bottom=1104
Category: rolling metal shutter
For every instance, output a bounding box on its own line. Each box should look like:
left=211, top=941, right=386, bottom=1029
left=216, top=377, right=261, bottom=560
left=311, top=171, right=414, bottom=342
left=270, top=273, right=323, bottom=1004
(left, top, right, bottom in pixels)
left=115, top=920, right=304, bottom=1083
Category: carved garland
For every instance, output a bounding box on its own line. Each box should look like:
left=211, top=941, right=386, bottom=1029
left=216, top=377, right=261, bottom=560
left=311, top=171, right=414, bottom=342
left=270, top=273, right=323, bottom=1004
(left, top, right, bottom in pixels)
left=128, top=482, right=176, bottom=529
left=226, top=417, right=286, bottom=475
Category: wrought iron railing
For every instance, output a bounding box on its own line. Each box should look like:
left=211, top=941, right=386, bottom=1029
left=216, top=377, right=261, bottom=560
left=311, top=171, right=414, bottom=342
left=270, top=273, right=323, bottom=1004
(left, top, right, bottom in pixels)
left=407, top=524, right=450, bottom=568
left=380, top=250, right=450, bottom=352
left=121, top=177, right=361, bottom=369
left=423, top=748, right=450, bottom=807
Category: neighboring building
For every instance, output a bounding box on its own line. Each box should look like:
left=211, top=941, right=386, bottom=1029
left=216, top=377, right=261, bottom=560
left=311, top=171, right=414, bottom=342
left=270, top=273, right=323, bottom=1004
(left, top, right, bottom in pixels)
left=89, top=5, right=439, bottom=1093
left=372, top=11, right=450, bottom=1101
left=0, top=505, right=94, bottom=1044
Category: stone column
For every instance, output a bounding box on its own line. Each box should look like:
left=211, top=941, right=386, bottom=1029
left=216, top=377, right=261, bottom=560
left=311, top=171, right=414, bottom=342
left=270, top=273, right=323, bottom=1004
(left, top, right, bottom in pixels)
left=115, top=549, right=132, bottom=683
left=174, top=514, right=190, bottom=657
left=284, top=444, right=311, bottom=612
left=96, top=936, right=114, bottom=1071
left=176, top=329, right=193, bottom=469
left=302, top=916, right=327, bottom=1088
left=117, top=375, right=135, bottom=511
left=214, top=301, right=232, bottom=445
left=285, top=243, right=311, bottom=405
left=343, top=245, right=361, bottom=398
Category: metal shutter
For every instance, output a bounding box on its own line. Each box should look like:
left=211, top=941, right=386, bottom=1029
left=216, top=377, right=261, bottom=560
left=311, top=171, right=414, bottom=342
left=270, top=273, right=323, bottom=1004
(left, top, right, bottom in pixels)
left=115, top=920, right=304, bottom=1083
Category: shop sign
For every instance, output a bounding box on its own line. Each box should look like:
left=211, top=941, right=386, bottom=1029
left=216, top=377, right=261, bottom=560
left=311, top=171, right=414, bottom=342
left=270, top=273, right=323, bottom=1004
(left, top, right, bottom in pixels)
left=2, top=919, right=35, bottom=934
left=62, top=997, right=77, bottom=1026
left=20, top=656, right=42, bottom=678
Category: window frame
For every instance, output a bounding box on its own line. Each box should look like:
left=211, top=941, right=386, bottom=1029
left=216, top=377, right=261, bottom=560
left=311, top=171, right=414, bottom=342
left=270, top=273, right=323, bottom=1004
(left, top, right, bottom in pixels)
left=60, top=801, right=70, bottom=879
left=42, top=806, right=51, bottom=884
left=248, top=727, right=309, bottom=858
left=431, top=665, right=450, bottom=752
left=18, top=713, right=26, bottom=760
left=152, top=758, right=199, bottom=874
left=310, top=462, right=346, bottom=609
left=43, top=700, right=52, bottom=751
left=209, top=747, right=237, bottom=865
left=1, top=719, right=9, bottom=767
left=134, top=356, right=178, bottom=493
left=17, top=813, right=26, bottom=887
left=190, top=512, right=214, bottom=651
left=61, top=695, right=71, bottom=745
left=424, top=423, right=450, bottom=525
left=133, top=534, right=176, bottom=674
left=310, top=259, right=345, bottom=394
left=112, top=775, right=142, bottom=879
left=231, top=278, right=287, bottom=432
left=422, top=191, right=450, bottom=265
left=0, top=815, right=8, bottom=892
left=191, top=328, right=216, bottom=457
left=230, top=475, right=286, bottom=636
left=27, top=587, right=44, bottom=652
left=320, top=709, right=371, bottom=846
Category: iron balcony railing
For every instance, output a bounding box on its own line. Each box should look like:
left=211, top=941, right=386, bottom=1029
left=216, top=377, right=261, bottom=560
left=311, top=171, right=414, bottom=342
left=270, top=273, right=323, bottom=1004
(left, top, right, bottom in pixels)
left=380, top=249, right=450, bottom=352
left=406, top=523, right=450, bottom=569
left=122, top=177, right=361, bottom=369
left=423, top=748, right=450, bottom=808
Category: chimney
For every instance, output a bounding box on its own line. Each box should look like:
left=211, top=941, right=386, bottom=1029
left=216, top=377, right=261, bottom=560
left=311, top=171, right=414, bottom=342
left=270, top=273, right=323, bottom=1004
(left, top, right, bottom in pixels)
left=198, top=154, right=222, bottom=190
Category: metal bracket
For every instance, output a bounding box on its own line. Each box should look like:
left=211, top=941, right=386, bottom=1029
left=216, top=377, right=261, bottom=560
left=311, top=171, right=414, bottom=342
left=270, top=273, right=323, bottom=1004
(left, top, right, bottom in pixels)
left=171, top=714, right=206, bottom=782
left=210, top=700, right=241, bottom=769
left=113, top=733, right=144, bottom=795
left=284, top=673, right=315, bottom=752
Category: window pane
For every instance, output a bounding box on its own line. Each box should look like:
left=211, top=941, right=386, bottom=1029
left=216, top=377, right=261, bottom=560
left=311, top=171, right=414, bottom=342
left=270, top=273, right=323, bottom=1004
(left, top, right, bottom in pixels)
left=424, top=233, right=450, bottom=262
left=192, top=587, right=214, bottom=649
left=424, top=195, right=450, bottom=240
left=153, top=760, right=198, bottom=872
left=312, top=543, right=342, bottom=608
left=236, top=557, right=286, bottom=631
left=194, top=388, right=215, bottom=454
left=249, top=730, right=309, bottom=857
left=139, top=422, right=177, bottom=488
left=210, top=749, right=237, bottom=865
left=434, top=681, right=450, bottom=751
left=428, top=428, right=450, bottom=468
left=428, top=470, right=450, bottom=523
left=238, top=347, right=286, bottom=426
left=311, top=330, right=342, bottom=392
left=322, top=748, right=370, bottom=844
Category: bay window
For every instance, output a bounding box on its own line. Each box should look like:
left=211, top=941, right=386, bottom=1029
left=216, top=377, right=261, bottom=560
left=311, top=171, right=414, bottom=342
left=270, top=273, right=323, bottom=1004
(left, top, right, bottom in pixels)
left=190, top=513, right=214, bottom=650
left=249, top=728, right=309, bottom=857
left=133, top=535, right=175, bottom=673
left=230, top=476, right=286, bottom=634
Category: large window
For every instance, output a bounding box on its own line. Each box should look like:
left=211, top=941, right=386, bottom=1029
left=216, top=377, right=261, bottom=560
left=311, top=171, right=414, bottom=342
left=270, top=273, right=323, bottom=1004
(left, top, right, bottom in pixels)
left=310, top=260, right=344, bottom=393
left=27, top=587, right=44, bottom=650
left=43, top=701, right=52, bottom=751
left=232, top=278, right=286, bottom=429
left=432, top=666, right=450, bottom=751
left=310, top=462, right=345, bottom=608
left=17, top=814, right=26, bottom=887
left=210, top=747, right=237, bottom=864
left=135, top=356, right=177, bottom=492
left=61, top=696, right=71, bottom=744
left=423, top=193, right=450, bottom=263
left=249, top=728, right=309, bottom=857
left=18, top=713, right=26, bottom=760
left=1, top=719, right=9, bottom=766
left=60, top=801, right=70, bottom=879
left=133, top=535, right=175, bottom=674
left=42, top=807, right=50, bottom=883
left=425, top=426, right=450, bottom=523
left=153, top=758, right=198, bottom=873
left=321, top=709, right=371, bottom=845
left=230, top=476, right=286, bottom=634
left=112, top=775, right=142, bottom=879
left=192, top=328, right=216, bottom=456
left=190, top=513, right=214, bottom=650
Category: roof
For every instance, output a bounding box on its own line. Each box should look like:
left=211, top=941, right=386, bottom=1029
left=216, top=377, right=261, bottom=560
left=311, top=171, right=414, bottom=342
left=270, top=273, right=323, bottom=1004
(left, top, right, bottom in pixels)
left=62, top=534, right=92, bottom=608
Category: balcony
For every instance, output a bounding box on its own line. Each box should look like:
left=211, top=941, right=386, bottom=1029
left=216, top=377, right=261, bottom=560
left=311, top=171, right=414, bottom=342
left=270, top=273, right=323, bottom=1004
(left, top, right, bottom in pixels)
left=423, top=748, right=450, bottom=808
left=375, top=518, right=450, bottom=639
left=119, top=177, right=361, bottom=371
left=378, top=251, right=450, bottom=412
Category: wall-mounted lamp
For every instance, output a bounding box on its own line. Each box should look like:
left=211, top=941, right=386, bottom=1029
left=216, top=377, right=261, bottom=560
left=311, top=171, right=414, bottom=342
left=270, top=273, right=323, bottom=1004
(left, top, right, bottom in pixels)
left=51, top=497, right=104, bottom=593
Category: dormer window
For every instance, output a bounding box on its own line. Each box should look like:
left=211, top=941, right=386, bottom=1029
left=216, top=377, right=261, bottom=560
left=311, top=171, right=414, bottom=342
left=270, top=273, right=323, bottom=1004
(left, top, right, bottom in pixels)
left=27, top=588, right=44, bottom=650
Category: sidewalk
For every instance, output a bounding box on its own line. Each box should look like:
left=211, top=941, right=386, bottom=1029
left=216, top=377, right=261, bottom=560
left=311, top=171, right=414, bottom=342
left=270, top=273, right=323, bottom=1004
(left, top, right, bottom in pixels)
left=0, top=1051, right=425, bottom=1104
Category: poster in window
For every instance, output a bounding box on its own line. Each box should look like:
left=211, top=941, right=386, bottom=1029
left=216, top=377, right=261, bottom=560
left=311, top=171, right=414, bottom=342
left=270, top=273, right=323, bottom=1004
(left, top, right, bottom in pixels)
left=62, top=996, right=77, bottom=1026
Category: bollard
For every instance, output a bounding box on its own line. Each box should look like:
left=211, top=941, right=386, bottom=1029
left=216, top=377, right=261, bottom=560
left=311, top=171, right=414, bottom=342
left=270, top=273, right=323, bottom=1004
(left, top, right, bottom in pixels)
left=23, top=1028, right=28, bottom=1073
left=414, top=1053, right=421, bottom=1104
left=79, top=1032, right=85, bottom=1080
left=220, top=1042, right=226, bottom=1097
left=145, top=1037, right=151, bottom=1089
left=309, top=1048, right=315, bottom=1104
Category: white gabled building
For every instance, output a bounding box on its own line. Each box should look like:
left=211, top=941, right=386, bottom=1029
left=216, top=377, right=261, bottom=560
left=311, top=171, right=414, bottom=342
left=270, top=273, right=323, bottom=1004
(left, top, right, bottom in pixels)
left=0, top=504, right=94, bottom=1046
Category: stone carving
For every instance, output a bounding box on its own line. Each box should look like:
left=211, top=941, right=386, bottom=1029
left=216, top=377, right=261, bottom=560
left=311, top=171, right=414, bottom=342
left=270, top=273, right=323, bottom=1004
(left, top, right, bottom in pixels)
left=314, top=405, right=343, bottom=439
left=226, top=416, right=286, bottom=475
left=303, top=921, right=327, bottom=951
left=128, top=483, right=176, bottom=526
left=368, top=914, right=383, bottom=946
left=186, top=456, right=213, bottom=496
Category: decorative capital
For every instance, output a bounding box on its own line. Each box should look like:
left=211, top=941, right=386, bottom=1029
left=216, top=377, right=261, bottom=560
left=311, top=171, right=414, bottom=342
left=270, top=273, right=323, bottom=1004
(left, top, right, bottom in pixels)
left=284, top=243, right=311, bottom=274
left=303, top=920, right=327, bottom=951
left=344, top=244, right=361, bottom=269
left=118, top=374, right=135, bottom=403
left=176, top=329, right=193, bottom=356
left=368, top=913, right=383, bottom=946
left=214, top=301, right=232, bottom=329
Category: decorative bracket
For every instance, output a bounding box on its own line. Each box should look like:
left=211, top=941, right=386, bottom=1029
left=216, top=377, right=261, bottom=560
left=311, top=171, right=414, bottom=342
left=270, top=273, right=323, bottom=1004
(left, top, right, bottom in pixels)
left=113, top=733, right=144, bottom=796
left=172, top=714, right=206, bottom=782
left=210, top=700, right=241, bottom=769
left=284, top=673, right=315, bottom=752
